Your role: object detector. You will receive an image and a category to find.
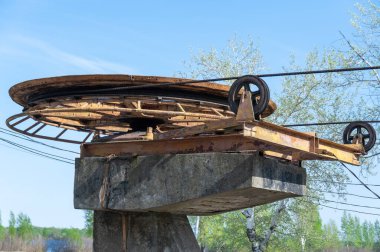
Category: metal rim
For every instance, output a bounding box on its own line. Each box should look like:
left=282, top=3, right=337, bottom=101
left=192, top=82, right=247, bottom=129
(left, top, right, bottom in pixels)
left=7, top=95, right=234, bottom=144
left=8, top=74, right=276, bottom=144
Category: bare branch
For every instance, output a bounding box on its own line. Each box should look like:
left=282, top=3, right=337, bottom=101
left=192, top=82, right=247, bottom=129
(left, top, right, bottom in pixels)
left=339, top=31, right=380, bottom=84
left=258, top=201, right=287, bottom=251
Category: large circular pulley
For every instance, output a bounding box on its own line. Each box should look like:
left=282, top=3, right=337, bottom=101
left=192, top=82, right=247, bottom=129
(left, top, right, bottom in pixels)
left=228, top=75, right=270, bottom=118
left=343, top=122, right=376, bottom=152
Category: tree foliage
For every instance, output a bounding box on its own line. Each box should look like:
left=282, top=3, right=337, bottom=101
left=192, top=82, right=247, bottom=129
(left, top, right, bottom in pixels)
left=182, top=1, right=380, bottom=248
left=16, top=213, right=33, bottom=240
left=198, top=212, right=250, bottom=251
left=84, top=210, right=93, bottom=237
left=182, top=34, right=370, bottom=251
left=0, top=211, right=4, bottom=240
left=8, top=211, right=16, bottom=238
left=338, top=0, right=380, bottom=167
left=322, top=220, right=341, bottom=250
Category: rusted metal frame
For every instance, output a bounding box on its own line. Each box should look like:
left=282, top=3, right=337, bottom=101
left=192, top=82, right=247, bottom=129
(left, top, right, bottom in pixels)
left=82, top=132, right=93, bottom=143
left=210, top=108, right=223, bottom=116
left=93, top=126, right=129, bottom=133
left=9, top=116, right=29, bottom=127
left=6, top=113, right=85, bottom=144
left=55, top=129, right=68, bottom=139
left=43, top=116, right=132, bottom=129
left=32, top=96, right=232, bottom=114
left=42, top=119, right=80, bottom=131
left=80, top=133, right=361, bottom=165
left=80, top=134, right=260, bottom=157
left=167, top=117, right=220, bottom=122
left=176, top=103, right=186, bottom=112
left=33, top=111, right=227, bottom=123
left=148, top=88, right=362, bottom=165
left=243, top=122, right=362, bottom=165
left=244, top=121, right=363, bottom=153
left=154, top=118, right=240, bottom=140
left=23, top=121, right=40, bottom=133
left=153, top=90, right=255, bottom=140
left=28, top=107, right=227, bottom=120
left=31, top=123, right=47, bottom=135
left=29, top=98, right=233, bottom=128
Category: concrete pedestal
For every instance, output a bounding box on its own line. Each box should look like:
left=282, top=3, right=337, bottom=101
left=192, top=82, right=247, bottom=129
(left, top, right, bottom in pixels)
left=74, top=152, right=306, bottom=251
left=74, top=153, right=306, bottom=214
left=93, top=211, right=199, bottom=252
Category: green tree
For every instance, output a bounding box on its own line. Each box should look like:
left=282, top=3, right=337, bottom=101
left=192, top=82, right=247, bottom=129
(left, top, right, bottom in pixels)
left=84, top=210, right=93, bottom=237
left=198, top=212, right=250, bottom=251
left=16, top=212, right=33, bottom=239
left=183, top=36, right=369, bottom=251
left=42, top=226, right=61, bottom=238
left=61, top=228, right=83, bottom=245
left=0, top=210, right=5, bottom=240
left=275, top=202, right=324, bottom=252
left=345, top=0, right=380, bottom=90
left=374, top=220, right=380, bottom=250
left=341, top=212, right=363, bottom=248
left=339, top=0, right=380, bottom=161
left=322, top=220, right=341, bottom=250
left=8, top=211, right=16, bottom=237
left=362, top=220, right=375, bottom=249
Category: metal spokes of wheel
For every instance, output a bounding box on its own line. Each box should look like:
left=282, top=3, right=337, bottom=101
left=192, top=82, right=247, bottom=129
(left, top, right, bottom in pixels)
left=343, top=122, right=376, bottom=152
left=228, top=75, right=270, bottom=118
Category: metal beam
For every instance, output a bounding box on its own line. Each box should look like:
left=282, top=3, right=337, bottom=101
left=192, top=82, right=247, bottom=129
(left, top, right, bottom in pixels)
left=81, top=128, right=362, bottom=165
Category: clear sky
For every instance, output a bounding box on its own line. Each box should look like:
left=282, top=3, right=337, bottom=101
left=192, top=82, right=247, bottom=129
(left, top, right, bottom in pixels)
left=0, top=0, right=379, bottom=229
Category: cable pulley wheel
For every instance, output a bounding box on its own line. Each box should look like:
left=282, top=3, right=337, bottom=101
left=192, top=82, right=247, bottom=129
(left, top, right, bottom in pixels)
left=343, top=122, right=376, bottom=152
left=228, top=75, right=270, bottom=118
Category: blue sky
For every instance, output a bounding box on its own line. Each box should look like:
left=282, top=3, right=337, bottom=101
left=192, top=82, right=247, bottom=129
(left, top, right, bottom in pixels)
left=0, top=0, right=379, bottom=229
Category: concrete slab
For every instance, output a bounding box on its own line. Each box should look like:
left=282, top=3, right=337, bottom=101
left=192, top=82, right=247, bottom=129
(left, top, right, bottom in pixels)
left=74, top=153, right=306, bottom=215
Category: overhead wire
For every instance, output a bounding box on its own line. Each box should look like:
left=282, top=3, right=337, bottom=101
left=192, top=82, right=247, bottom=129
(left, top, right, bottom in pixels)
left=314, top=189, right=379, bottom=200
left=299, top=199, right=380, bottom=216
left=0, top=137, right=72, bottom=160
left=88, top=65, right=380, bottom=91
left=298, top=199, right=380, bottom=216
left=0, top=137, right=74, bottom=164
left=318, top=203, right=380, bottom=217
left=28, top=65, right=380, bottom=103
left=306, top=195, right=380, bottom=209
left=0, top=127, right=79, bottom=154
left=363, top=151, right=380, bottom=158
left=309, top=179, right=380, bottom=187
left=282, top=120, right=380, bottom=127
left=335, top=160, right=380, bottom=199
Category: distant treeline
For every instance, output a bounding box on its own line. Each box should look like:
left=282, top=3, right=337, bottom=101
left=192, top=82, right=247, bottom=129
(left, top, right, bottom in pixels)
left=2, top=209, right=380, bottom=251
left=190, top=207, right=380, bottom=252
left=0, top=210, right=92, bottom=252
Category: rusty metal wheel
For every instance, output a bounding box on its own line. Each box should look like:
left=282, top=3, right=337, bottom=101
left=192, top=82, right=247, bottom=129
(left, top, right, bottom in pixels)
left=343, top=122, right=376, bottom=152
left=228, top=75, right=270, bottom=118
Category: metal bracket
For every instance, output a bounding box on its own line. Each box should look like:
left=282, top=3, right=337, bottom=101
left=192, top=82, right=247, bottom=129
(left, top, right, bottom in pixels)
left=236, top=90, right=255, bottom=122
left=153, top=90, right=256, bottom=140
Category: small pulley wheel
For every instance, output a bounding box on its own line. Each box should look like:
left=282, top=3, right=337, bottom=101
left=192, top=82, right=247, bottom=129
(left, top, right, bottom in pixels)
left=228, top=75, right=270, bottom=117
left=343, top=122, right=376, bottom=152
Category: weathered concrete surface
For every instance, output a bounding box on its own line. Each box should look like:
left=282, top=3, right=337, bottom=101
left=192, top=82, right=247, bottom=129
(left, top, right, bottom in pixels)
left=74, top=153, right=306, bottom=215
left=93, top=211, right=200, bottom=252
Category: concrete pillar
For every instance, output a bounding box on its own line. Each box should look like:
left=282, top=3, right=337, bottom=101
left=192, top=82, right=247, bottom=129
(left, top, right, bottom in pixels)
left=93, top=211, right=199, bottom=252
